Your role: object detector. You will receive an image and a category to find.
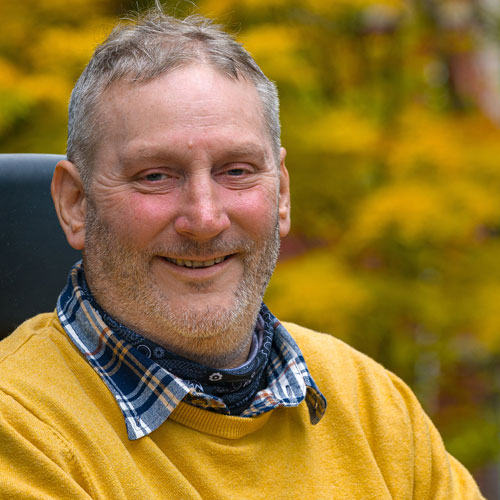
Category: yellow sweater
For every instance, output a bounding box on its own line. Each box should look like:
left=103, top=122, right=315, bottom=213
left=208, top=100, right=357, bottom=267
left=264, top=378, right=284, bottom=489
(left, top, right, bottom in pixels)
left=0, top=313, right=484, bottom=499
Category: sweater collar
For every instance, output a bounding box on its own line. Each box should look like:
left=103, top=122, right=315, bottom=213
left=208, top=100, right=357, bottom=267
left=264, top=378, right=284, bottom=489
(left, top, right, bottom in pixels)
left=57, top=261, right=326, bottom=440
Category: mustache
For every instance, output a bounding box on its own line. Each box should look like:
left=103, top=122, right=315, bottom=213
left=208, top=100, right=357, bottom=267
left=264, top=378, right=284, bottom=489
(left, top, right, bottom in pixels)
left=147, top=237, right=256, bottom=259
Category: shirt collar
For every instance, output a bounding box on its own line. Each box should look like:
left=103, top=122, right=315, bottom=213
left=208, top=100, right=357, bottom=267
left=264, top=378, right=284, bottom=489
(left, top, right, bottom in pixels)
left=57, top=261, right=326, bottom=440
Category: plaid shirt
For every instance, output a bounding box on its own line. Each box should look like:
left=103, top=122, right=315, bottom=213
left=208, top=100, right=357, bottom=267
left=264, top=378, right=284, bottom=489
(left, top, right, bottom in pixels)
left=57, top=262, right=327, bottom=440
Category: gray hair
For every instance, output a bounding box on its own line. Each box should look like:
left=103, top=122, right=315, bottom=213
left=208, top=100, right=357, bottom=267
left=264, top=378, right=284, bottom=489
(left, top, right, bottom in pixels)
left=67, top=8, right=281, bottom=187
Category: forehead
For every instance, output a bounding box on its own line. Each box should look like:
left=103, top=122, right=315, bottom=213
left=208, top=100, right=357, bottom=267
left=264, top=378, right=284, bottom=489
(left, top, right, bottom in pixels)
left=95, top=64, right=270, bottom=162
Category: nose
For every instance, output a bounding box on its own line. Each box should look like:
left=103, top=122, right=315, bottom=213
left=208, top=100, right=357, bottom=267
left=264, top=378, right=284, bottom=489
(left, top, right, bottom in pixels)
left=174, top=174, right=230, bottom=241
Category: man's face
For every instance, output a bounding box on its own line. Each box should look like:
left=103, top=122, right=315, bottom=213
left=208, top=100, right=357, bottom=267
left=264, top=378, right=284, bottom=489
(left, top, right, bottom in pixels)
left=81, top=64, right=290, bottom=365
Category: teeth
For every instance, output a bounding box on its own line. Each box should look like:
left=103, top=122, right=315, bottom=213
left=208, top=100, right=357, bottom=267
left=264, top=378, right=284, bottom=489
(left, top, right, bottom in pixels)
left=165, top=256, right=227, bottom=268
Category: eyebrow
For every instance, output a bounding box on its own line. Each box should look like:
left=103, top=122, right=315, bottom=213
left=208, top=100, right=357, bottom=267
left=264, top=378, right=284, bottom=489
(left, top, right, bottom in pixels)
left=219, top=144, right=270, bottom=163
left=121, top=142, right=270, bottom=166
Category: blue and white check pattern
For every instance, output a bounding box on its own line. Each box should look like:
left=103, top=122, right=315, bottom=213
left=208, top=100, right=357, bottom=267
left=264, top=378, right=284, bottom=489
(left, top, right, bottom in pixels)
left=57, top=262, right=326, bottom=440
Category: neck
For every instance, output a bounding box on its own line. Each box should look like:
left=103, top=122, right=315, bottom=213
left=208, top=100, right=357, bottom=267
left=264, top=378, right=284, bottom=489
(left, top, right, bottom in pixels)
left=104, top=301, right=261, bottom=369
left=154, top=331, right=255, bottom=369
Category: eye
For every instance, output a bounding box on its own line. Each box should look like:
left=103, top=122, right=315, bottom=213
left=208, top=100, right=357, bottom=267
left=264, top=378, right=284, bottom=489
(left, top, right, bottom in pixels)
left=144, top=172, right=167, bottom=182
left=133, top=168, right=177, bottom=193
left=226, top=168, right=245, bottom=176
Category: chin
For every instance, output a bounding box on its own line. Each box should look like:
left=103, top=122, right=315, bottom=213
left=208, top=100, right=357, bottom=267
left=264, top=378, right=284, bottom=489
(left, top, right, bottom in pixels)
left=159, top=294, right=258, bottom=339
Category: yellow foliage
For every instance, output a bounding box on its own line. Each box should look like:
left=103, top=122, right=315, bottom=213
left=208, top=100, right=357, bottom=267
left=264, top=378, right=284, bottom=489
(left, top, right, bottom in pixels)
left=0, top=92, right=33, bottom=136
left=446, top=180, right=500, bottom=228
left=304, top=0, right=403, bottom=14
left=28, top=22, right=114, bottom=75
left=34, top=0, right=102, bottom=10
left=199, top=0, right=287, bottom=17
left=386, top=106, right=463, bottom=177
left=265, top=248, right=368, bottom=336
left=20, top=74, right=71, bottom=104
left=348, top=178, right=500, bottom=246
left=0, top=0, right=109, bottom=21
left=351, top=183, right=443, bottom=244
left=303, top=108, right=380, bottom=154
left=239, top=25, right=315, bottom=85
left=0, top=61, right=33, bottom=134
left=240, top=24, right=297, bottom=54
left=201, top=0, right=403, bottom=15
left=472, top=283, right=500, bottom=352
left=457, top=115, right=500, bottom=180
left=0, top=60, right=21, bottom=86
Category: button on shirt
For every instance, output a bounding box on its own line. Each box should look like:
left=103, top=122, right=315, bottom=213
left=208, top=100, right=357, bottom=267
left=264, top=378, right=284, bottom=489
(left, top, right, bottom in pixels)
left=57, top=262, right=327, bottom=440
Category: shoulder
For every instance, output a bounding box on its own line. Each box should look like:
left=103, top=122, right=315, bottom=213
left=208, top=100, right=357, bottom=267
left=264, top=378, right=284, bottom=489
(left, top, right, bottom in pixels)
left=0, top=312, right=71, bottom=369
left=0, top=312, right=93, bottom=414
left=283, top=322, right=423, bottom=461
left=0, top=318, right=98, bottom=498
left=282, top=321, right=417, bottom=419
left=282, top=321, right=390, bottom=381
left=282, top=322, right=485, bottom=499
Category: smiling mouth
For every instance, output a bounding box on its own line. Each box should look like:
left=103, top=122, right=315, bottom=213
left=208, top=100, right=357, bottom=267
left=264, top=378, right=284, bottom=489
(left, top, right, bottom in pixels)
left=163, top=255, right=232, bottom=269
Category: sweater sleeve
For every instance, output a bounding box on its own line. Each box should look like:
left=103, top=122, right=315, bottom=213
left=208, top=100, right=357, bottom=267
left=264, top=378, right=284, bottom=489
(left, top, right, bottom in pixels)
left=0, top=390, right=95, bottom=500
left=387, top=372, right=486, bottom=500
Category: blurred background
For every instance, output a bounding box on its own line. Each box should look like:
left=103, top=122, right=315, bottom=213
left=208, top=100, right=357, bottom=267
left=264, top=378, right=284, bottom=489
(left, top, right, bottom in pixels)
left=2, top=0, right=500, bottom=495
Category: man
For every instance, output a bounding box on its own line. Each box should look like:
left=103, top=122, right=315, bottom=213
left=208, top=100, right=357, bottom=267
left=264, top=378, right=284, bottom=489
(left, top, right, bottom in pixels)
left=0, top=8, right=485, bottom=500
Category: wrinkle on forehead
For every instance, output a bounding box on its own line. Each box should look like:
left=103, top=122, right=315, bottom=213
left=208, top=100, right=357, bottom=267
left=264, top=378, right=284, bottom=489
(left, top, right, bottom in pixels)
left=98, top=64, right=271, bottom=163
left=102, top=62, right=262, bottom=118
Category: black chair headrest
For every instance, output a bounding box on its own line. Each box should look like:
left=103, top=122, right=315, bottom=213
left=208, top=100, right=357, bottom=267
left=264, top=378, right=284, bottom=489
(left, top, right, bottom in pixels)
left=0, top=154, right=81, bottom=338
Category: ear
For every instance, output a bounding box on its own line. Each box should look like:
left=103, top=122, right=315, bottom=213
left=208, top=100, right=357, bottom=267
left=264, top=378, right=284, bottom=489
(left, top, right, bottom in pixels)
left=278, top=147, right=291, bottom=238
left=51, top=160, right=87, bottom=250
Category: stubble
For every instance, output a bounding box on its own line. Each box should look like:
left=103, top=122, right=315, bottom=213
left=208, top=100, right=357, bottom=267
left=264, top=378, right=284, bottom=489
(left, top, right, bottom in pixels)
left=82, top=196, right=281, bottom=367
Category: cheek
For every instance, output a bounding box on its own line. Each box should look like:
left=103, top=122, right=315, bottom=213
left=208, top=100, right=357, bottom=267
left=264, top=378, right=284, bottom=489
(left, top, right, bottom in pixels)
left=103, top=193, right=177, bottom=245
left=230, top=188, right=278, bottom=237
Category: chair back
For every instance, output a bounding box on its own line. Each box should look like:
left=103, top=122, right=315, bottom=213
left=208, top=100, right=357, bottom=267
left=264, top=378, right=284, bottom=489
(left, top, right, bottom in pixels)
left=0, top=154, right=81, bottom=339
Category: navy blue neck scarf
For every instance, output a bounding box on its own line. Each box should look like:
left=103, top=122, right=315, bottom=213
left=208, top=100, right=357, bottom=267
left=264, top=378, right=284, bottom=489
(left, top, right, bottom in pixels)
left=79, top=272, right=273, bottom=415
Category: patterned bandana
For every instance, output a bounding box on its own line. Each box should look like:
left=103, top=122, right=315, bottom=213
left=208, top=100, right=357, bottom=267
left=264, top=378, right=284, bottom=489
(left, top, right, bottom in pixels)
left=80, top=273, right=274, bottom=415
left=57, top=261, right=327, bottom=440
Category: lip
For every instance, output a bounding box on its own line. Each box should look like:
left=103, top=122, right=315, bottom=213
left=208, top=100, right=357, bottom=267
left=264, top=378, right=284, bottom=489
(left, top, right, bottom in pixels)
left=163, top=254, right=232, bottom=268
left=156, top=254, right=235, bottom=280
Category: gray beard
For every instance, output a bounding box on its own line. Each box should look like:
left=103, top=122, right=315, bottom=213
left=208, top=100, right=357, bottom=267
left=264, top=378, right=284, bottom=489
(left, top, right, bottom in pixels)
left=82, top=200, right=281, bottom=367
